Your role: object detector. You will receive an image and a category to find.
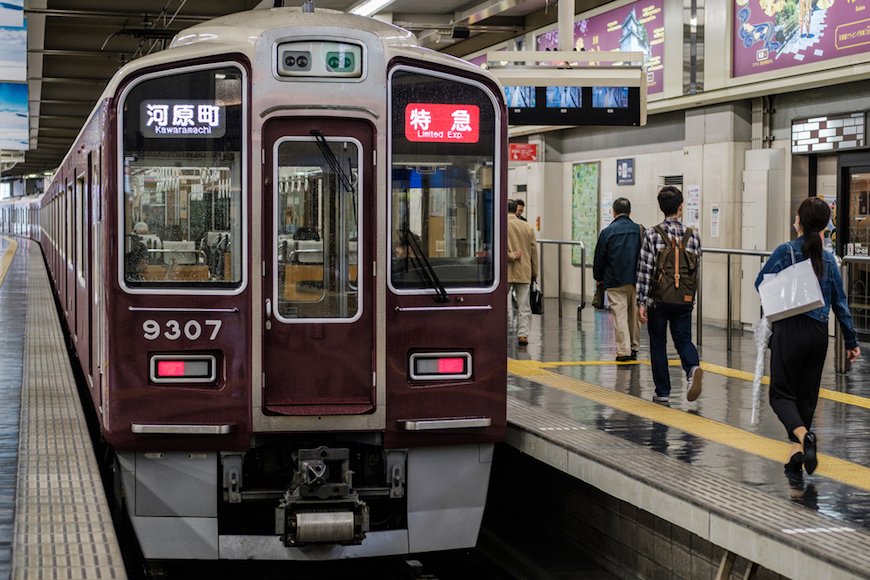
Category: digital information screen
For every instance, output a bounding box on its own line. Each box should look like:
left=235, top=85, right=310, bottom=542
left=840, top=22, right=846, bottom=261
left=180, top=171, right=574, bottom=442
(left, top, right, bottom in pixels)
left=504, top=86, right=641, bottom=126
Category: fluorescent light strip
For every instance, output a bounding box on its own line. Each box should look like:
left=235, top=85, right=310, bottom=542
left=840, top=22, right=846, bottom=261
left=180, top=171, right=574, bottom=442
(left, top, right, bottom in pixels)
left=350, top=0, right=394, bottom=16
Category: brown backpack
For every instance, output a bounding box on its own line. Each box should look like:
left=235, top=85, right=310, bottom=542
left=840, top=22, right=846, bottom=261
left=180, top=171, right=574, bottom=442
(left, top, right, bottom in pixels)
left=651, top=226, right=698, bottom=305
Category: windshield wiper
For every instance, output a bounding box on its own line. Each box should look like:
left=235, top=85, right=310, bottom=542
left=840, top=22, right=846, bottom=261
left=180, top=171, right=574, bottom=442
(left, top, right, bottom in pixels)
left=400, top=228, right=449, bottom=304
left=311, top=130, right=354, bottom=193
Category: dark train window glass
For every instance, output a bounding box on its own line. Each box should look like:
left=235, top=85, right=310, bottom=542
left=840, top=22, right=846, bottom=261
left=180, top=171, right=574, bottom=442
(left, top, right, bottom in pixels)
left=121, top=65, right=244, bottom=289
left=389, top=69, right=498, bottom=292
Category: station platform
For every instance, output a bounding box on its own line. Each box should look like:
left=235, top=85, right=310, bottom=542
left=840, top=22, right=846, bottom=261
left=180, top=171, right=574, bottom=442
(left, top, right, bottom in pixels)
left=505, top=298, right=870, bottom=579
left=0, top=236, right=124, bottom=579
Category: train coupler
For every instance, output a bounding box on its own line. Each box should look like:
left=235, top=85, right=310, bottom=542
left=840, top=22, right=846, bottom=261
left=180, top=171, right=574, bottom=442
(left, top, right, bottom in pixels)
left=276, top=497, right=369, bottom=546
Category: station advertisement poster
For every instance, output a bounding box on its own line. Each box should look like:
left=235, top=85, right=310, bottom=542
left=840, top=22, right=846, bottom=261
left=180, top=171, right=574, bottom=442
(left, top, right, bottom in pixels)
left=0, top=81, right=28, bottom=150
left=535, top=0, right=665, bottom=95
left=572, top=162, right=600, bottom=266
left=733, top=0, right=870, bottom=78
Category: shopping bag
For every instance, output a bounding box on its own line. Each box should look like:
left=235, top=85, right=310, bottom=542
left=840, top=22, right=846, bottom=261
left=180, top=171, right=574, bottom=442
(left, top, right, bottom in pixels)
left=530, top=281, right=543, bottom=315
left=758, top=246, right=824, bottom=322
left=592, top=283, right=608, bottom=310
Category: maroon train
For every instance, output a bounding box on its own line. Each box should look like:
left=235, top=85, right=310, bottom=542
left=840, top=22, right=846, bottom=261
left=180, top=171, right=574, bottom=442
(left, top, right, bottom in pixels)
left=1, top=6, right=507, bottom=561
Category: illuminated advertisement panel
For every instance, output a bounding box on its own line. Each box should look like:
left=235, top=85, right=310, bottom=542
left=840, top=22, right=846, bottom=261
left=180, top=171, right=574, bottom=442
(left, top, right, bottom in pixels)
left=733, top=0, right=870, bottom=78
left=535, top=0, right=664, bottom=94
left=0, top=81, right=27, bottom=150
left=404, top=103, right=480, bottom=143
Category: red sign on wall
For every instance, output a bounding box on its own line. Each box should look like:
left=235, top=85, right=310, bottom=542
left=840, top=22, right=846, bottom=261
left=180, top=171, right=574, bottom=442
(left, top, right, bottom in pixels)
left=405, top=103, right=479, bottom=143
left=509, top=143, right=538, bottom=161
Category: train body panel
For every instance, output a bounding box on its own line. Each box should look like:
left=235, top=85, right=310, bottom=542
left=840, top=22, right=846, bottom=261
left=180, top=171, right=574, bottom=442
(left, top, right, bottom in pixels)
left=3, top=6, right=508, bottom=560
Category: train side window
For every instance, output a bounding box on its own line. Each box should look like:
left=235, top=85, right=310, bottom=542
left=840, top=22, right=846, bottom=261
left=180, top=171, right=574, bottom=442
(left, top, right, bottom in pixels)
left=388, top=68, right=499, bottom=294
left=119, top=64, right=245, bottom=290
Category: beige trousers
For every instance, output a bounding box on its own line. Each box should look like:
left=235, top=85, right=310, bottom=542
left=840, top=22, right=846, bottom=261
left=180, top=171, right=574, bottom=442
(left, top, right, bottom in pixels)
left=606, top=284, right=640, bottom=357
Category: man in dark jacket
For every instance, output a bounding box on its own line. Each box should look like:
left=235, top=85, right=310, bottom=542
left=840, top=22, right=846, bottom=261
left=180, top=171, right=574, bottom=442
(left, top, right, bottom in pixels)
left=593, top=197, right=642, bottom=362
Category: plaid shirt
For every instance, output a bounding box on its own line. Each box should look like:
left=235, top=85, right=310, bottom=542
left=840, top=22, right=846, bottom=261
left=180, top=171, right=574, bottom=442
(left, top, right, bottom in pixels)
left=636, top=218, right=701, bottom=306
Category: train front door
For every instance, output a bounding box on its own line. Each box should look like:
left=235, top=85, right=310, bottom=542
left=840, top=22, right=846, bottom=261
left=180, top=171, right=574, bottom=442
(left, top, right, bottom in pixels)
left=262, top=119, right=374, bottom=415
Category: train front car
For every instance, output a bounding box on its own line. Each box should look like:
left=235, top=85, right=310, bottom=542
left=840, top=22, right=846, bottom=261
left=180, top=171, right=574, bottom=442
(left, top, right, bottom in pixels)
left=105, top=7, right=507, bottom=560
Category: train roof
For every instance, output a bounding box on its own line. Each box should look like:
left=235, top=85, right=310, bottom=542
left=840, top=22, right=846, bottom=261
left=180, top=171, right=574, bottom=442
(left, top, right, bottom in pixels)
left=99, top=7, right=494, bottom=101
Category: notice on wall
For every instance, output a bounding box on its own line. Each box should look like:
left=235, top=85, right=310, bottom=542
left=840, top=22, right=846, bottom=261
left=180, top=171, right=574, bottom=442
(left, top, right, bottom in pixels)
left=600, top=191, right=614, bottom=230
left=572, top=162, right=600, bottom=266
left=711, top=204, right=720, bottom=239
left=684, top=184, right=701, bottom=230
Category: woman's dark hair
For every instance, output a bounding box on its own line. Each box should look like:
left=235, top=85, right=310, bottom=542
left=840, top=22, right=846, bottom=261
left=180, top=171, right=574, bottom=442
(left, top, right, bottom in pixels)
left=797, top=196, right=830, bottom=280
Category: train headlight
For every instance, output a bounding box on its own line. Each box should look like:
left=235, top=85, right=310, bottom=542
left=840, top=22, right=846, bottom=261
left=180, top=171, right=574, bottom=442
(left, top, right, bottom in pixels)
left=409, top=352, right=472, bottom=381
left=150, top=354, right=217, bottom=384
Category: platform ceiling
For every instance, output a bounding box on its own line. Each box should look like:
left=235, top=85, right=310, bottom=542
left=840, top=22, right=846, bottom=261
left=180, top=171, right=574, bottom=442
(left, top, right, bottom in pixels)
left=12, top=0, right=610, bottom=179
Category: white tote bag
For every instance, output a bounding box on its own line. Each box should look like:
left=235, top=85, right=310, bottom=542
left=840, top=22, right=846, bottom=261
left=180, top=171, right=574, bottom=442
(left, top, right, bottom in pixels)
left=758, top=245, right=824, bottom=322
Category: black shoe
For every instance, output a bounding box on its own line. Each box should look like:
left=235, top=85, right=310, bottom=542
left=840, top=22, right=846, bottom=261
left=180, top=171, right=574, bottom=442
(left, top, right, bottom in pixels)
left=803, top=432, right=818, bottom=475
left=784, top=451, right=804, bottom=474
left=630, top=350, right=638, bottom=360
left=615, top=355, right=633, bottom=362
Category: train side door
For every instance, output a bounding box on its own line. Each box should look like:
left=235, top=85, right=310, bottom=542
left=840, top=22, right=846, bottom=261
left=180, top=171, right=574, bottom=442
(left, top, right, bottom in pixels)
left=262, top=118, right=374, bottom=415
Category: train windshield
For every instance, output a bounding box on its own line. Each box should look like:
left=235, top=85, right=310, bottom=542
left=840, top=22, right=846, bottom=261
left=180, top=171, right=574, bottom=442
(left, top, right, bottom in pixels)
left=389, top=69, right=498, bottom=293
left=120, top=64, right=245, bottom=290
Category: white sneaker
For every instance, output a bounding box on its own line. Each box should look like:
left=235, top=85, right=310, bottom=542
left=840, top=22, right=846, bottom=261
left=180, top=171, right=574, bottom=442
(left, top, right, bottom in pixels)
left=687, top=366, right=703, bottom=402
left=652, top=395, right=670, bottom=405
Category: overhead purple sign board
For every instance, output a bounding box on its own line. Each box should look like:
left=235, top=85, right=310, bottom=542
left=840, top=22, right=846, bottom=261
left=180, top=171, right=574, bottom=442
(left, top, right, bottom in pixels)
left=535, top=0, right=664, bottom=95
left=733, top=0, right=870, bottom=78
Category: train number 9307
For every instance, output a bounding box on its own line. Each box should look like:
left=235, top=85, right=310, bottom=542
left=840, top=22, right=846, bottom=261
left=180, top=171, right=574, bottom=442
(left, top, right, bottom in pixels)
left=143, top=319, right=223, bottom=341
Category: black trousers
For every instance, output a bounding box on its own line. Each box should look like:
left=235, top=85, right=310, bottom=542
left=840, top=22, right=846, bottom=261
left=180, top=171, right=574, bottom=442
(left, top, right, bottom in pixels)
left=769, top=315, right=828, bottom=442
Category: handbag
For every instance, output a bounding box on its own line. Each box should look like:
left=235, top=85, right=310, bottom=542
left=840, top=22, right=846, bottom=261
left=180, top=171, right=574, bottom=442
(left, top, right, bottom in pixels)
left=592, top=283, right=608, bottom=310
left=530, top=281, right=543, bottom=315
left=758, top=245, right=824, bottom=322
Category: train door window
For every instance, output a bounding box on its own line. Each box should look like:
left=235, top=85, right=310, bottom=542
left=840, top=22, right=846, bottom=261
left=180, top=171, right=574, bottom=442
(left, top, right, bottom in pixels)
left=273, top=137, right=361, bottom=321
left=388, top=68, right=499, bottom=293
left=119, top=64, right=246, bottom=291
left=77, top=175, right=86, bottom=283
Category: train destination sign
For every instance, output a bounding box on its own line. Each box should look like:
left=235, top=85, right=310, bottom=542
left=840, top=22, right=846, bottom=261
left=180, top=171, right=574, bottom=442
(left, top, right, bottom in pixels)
left=405, top=103, right=479, bottom=143
left=141, top=100, right=226, bottom=138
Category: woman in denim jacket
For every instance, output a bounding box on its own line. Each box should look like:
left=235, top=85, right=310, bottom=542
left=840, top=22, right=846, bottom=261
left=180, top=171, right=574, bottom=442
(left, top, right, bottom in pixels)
left=755, top=197, right=860, bottom=476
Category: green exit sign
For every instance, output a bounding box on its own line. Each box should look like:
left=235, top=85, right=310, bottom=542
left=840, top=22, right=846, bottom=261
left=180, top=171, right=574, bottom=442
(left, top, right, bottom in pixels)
left=325, top=51, right=355, bottom=73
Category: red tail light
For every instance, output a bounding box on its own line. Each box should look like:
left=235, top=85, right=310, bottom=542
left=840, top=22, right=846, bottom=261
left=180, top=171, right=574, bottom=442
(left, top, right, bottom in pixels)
left=150, top=354, right=217, bottom=384
left=410, top=352, right=472, bottom=380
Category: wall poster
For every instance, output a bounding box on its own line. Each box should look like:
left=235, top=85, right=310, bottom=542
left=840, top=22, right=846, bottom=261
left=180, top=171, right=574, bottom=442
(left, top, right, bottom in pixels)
left=733, top=0, right=870, bottom=78
left=572, top=162, right=600, bottom=266
left=536, top=0, right=665, bottom=94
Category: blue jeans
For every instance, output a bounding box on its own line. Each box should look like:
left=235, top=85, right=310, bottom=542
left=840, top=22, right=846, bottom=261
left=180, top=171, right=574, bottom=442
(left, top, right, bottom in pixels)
left=647, top=303, right=699, bottom=398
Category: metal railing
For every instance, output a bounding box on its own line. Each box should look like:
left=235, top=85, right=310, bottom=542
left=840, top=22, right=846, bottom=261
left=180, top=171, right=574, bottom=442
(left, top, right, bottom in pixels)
left=536, top=239, right=585, bottom=319
left=696, top=248, right=771, bottom=351
left=835, top=255, right=870, bottom=373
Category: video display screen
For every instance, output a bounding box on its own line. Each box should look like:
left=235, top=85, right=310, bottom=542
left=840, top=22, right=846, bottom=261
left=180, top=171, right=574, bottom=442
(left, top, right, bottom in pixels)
left=503, top=85, right=641, bottom=126
left=505, top=86, right=535, bottom=108
left=592, top=86, right=629, bottom=109
left=545, top=86, right=581, bottom=108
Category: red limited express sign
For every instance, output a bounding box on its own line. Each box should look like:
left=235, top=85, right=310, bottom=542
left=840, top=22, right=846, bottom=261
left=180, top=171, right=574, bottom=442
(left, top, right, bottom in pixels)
left=405, top=103, right=479, bottom=143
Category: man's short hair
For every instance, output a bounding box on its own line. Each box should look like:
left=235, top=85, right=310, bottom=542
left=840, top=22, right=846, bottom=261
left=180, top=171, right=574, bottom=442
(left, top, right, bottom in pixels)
left=516, top=199, right=525, bottom=208
left=612, top=197, right=631, bottom=216
left=508, top=199, right=518, bottom=213
left=657, top=186, right=683, bottom=216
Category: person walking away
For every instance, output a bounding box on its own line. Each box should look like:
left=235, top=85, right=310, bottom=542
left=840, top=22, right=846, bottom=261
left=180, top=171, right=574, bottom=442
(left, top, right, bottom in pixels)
left=515, top=198, right=527, bottom=221
left=636, top=186, right=703, bottom=404
left=755, top=197, right=860, bottom=476
left=507, top=198, right=538, bottom=346
left=593, top=197, right=642, bottom=362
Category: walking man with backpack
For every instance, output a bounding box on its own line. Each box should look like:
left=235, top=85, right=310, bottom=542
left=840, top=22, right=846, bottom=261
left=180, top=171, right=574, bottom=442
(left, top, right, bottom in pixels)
left=636, top=186, right=703, bottom=404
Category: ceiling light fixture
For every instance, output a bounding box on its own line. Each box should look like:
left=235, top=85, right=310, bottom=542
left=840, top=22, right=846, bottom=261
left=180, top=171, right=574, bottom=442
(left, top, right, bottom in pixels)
left=350, top=0, right=395, bottom=17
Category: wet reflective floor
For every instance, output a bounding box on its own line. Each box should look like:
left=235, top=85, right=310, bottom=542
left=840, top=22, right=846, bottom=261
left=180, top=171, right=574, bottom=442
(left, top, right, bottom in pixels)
left=508, top=299, right=870, bottom=528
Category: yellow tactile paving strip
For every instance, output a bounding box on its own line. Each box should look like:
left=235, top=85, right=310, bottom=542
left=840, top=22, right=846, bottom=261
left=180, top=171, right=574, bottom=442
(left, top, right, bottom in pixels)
left=545, top=358, right=870, bottom=410
left=508, top=358, right=870, bottom=492
left=0, top=236, right=17, bottom=287
left=12, top=242, right=126, bottom=579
